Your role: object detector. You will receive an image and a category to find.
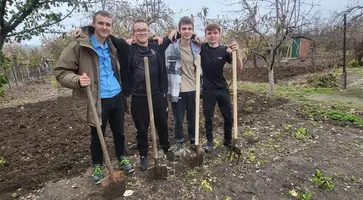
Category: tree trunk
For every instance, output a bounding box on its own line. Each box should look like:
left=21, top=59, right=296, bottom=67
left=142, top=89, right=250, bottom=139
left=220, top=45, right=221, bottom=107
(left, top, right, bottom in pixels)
left=0, top=33, right=6, bottom=52
left=311, top=47, right=315, bottom=72
left=276, top=48, right=281, bottom=66
left=37, top=67, right=42, bottom=79
left=268, top=67, right=274, bottom=96
left=253, top=53, right=257, bottom=68
left=11, top=65, right=19, bottom=87
left=25, top=64, right=30, bottom=80
left=12, top=55, right=22, bottom=83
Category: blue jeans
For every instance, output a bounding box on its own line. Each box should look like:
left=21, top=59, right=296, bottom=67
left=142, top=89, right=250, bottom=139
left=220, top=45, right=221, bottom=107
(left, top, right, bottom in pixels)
left=171, top=91, right=196, bottom=144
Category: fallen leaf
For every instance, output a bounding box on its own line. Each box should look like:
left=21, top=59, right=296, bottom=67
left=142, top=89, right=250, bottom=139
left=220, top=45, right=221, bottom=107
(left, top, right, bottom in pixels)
left=123, top=190, right=134, bottom=197
left=12, top=193, right=18, bottom=198
left=289, top=190, right=298, bottom=197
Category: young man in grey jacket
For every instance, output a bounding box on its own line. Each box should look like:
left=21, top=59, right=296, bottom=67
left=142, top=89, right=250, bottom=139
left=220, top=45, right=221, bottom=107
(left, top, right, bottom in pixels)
left=165, top=16, right=201, bottom=156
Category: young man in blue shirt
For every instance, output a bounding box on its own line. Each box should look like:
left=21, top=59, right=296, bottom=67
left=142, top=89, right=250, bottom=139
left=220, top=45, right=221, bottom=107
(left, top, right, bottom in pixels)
left=55, top=11, right=133, bottom=184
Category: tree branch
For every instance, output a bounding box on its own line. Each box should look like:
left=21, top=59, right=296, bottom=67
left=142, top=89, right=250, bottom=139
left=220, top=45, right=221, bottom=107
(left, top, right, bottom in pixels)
left=252, top=50, right=268, bottom=66
left=0, top=0, right=6, bottom=30
left=7, top=7, right=76, bottom=37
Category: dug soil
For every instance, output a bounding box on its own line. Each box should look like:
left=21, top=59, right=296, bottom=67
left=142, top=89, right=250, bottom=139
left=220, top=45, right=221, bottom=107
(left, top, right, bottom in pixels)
left=1, top=65, right=362, bottom=200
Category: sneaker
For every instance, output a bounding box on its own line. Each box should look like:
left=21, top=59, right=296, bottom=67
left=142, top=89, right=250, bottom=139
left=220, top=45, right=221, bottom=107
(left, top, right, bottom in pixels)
left=164, top=149, right=176, bottom=162
left=92, top=164, right=104, bottom=184
left=139, top=156, right=148, bottom=171
left=204, top=142, right=214, bottom=153
left=174, top=142, right=186, bottom=157
left=119, top=156, right=134, bottom=173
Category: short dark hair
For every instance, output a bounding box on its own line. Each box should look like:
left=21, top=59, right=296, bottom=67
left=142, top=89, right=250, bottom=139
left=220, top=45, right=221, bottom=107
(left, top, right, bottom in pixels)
left=92, top=10, right=112, bottom=23
left=205, top=23, right=221, bottom=33
left=132, top=19, right=148, bottom=31
left=178, top=16, right=194, bottom=30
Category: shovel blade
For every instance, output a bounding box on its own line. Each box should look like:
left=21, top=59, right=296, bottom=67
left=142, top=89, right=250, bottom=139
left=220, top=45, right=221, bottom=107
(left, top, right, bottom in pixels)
left=101, top=172, right=126, bottom=200
left=225, top=145, right=242, bottom=165
left=147, top=165, right=168, bottom=180
left=190, top=154, right=204, bottom=168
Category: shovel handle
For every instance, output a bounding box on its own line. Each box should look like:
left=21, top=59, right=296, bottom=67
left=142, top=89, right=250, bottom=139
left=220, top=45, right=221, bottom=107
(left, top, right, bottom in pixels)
left=195, top=55, right=201, bottom=146
left=86, top=86, right=114, bottom=175
left=144, top=57, right=158, bottom=161
left=232, top=51, right=238, bottom=140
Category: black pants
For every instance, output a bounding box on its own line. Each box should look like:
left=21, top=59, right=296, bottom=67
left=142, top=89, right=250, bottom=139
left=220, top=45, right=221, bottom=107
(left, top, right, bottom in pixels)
left=171, top=91, right=196, bottom=144
left=131, top=92, right=170, bottom=157
left=90, top=92, right=125, bottom=165
left=203, top=88, right=232, bottom=145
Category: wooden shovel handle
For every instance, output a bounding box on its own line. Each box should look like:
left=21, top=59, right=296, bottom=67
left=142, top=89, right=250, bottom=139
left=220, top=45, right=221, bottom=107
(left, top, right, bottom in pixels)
left=232, top=51, right=238, bottom=140
left=144, top=57, right=158, bottom=161
left=195, top=55, right=201, bottom=146
left=86, top=86, right=114, bottom=175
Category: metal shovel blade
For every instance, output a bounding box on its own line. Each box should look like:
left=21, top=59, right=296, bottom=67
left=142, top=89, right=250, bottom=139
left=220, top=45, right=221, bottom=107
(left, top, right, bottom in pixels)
left=190, top=145, right=204, bottom=168
left=147, top=165, right=168, bottom=180
left=101, top=171, right=126, bottom=200
left=225, top=140, right=242, bottom=165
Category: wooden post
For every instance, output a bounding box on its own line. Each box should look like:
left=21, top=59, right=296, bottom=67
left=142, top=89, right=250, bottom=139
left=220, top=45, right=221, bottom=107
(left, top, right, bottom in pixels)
left=342, top=13, right=347, bottom=89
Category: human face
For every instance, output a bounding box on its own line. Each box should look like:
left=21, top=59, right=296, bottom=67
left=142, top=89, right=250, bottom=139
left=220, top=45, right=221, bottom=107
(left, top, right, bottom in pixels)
left=179, top=24, right=193, bottom=41
left=92, top=15, right=112, bottom=40
left=205, top=29, right=221, bottom=46
left=133, top=22, right=149, bottom=45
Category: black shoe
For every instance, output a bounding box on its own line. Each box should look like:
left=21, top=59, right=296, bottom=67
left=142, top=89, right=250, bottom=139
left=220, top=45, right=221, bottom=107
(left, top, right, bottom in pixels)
left=164, top=149, right=176, bottom=162
left=204, top=142, right=214, bottom=153
left=223, top=140, right=232, bottom=148
left=139, top=156, right=148, bottom=171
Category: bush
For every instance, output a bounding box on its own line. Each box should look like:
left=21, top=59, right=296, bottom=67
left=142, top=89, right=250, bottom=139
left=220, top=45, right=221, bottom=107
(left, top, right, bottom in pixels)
left=307, top=73, right=339, bottom=88
left=348, top=59, right=361, bottom=68
left=0, top=74, right=8, bottom=97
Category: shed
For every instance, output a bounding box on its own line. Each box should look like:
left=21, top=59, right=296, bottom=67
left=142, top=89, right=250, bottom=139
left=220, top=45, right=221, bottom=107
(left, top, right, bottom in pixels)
left=287, top=36, right=311, bottom=59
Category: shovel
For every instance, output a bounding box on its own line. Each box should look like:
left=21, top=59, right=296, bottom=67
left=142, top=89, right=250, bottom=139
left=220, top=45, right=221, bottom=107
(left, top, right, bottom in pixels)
left=85, top=86, right=126, bottom=200
left=226, top=50, right=242, bottom=165
left=190, top=55, right=204, bottom=168
left=144, top=57, right=168, bottom=180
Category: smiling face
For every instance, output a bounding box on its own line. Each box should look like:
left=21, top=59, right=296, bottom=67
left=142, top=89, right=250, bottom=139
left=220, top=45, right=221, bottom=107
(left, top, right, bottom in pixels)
left=205, top=28, right=221, bottom=46
left=92, top=14, right=112, bottom=40
left=133, top=21, right=149, bottom=45
left=179, top=24, right=194, bottom=41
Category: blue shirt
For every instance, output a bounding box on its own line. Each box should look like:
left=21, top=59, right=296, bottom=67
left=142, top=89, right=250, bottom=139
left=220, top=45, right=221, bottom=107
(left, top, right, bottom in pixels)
left=90, top=34, right=121, bottom=98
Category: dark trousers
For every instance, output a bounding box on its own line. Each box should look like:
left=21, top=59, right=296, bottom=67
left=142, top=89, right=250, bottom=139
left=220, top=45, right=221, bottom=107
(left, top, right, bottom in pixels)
left=131, top=92, right=170, bottom=157
left=90, top=92, right=125, bottom=165
left=171, top=91, right=196, bottom=144
left=203, top=88, right=233, bottom=145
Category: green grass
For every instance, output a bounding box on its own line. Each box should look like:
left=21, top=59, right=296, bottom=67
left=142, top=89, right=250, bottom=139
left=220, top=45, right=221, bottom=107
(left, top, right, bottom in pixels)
left=239, top=82, right=334, bottom=99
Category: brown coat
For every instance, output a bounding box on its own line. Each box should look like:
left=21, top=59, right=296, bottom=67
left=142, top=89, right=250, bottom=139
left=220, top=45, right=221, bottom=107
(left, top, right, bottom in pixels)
left=54, top=33, right=122, bottom=126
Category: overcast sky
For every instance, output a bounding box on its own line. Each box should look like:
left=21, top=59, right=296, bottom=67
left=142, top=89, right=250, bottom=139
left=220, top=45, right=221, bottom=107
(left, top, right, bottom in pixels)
left=20, top=0, right=354, bottom=46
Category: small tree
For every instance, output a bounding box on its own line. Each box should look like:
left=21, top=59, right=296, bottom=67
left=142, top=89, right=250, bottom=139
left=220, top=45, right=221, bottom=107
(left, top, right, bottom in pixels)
left=230, top=0, right=316, bottom=95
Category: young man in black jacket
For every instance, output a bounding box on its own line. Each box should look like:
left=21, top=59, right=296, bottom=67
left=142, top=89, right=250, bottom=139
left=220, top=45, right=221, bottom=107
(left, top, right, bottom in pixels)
left=72, top=20, right=175, bottom=171
left=128, top=20, right=175, bottom=170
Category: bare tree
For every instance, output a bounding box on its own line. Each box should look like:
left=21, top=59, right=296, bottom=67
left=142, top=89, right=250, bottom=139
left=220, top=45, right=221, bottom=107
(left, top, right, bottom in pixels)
left=229, top=0, right=316, bottom=95
left=87, top=0, right=174, bottom=37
